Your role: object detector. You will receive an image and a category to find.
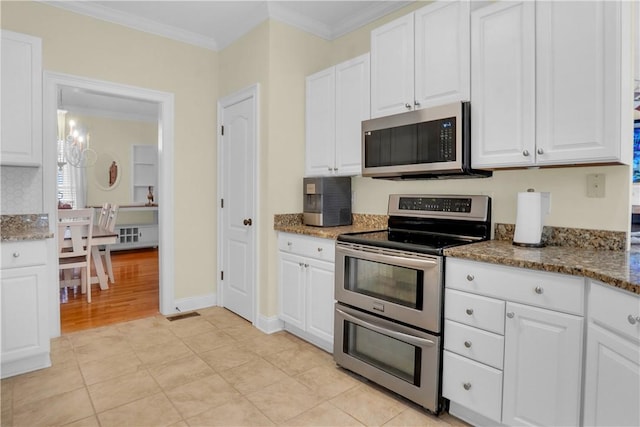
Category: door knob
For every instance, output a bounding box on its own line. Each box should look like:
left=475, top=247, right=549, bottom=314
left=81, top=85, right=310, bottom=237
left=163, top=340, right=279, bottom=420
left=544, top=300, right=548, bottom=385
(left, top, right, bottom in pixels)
left=243, top=218, right=252, bottom=226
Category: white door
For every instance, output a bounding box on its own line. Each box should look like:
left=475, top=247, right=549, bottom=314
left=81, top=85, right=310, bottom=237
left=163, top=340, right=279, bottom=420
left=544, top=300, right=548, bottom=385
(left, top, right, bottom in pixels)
left=219, top=85, right=258, bottom=322
left=502, top=302, right=583, bottom=427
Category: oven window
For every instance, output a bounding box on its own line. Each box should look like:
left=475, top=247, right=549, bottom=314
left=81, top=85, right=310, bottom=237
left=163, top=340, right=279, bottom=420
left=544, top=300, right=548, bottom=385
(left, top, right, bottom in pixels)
left=344, top=257, right=423, bottom=309
left=345, top=320, right=421, bottom=385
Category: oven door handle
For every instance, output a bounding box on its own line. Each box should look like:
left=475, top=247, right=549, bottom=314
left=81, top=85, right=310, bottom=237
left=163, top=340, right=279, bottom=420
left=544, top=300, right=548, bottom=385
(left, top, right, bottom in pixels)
left=336, top=246, right=439, bottom=270
left=336, top=307, right=436, bottom=348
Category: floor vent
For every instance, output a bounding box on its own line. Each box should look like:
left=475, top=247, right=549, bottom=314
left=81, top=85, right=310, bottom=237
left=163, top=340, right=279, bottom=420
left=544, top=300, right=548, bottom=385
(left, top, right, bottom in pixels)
left=166, top=311, right=200, bottom=321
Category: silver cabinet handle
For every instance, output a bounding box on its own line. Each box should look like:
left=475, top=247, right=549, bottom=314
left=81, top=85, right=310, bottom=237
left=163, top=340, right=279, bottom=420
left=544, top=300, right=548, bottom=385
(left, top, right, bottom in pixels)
left=537, top=148, right=544, bottom=155
left=535, top=286, right=544, bottom=295
left=507, top=312, right=515, bottom=318
left=333, top=168, right=338, bottom=171
left=628, top=315, right=640, bottom=325
left=466, top=274, right=474, bottom=281
left=298, top=262, right=304, bottom=267
left=327, top=167, right=332, bottom=171
left=464, top=341, right=472, bottom=348
left=463, top=383, right=472, bottom=391
left=304, top=263, right=309, bottom=268
left=465, top=308, right=474, bottom=316
left=317, top=247, right=323, bottom=252
left=12, top=252, right=20, bottom=258
left=414, top=100, right=420, bottom=107
left=405, top=103, right=412, bottom=109
left=287, top=242, right=292, bottom=247
left=523, top=150, right=530, bottom=157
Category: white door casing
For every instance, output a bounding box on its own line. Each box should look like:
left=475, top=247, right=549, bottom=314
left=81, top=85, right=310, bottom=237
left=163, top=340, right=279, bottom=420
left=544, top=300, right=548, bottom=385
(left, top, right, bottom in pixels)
left=218, top=84, right=258, bottom=323
left=43, top=72, right=175, bottom=337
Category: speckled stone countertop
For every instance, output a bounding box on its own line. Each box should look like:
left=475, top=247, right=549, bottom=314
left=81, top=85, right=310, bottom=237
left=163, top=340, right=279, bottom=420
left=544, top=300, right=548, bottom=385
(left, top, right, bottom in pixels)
left=444, top=240, right=640, bottom=295
left=1, top=214, right=53, bottom=241
left=274, top=213, right=387, bottom=240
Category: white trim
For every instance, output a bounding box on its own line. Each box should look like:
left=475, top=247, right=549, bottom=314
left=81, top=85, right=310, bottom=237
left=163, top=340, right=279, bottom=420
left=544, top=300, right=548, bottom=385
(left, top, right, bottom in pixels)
left=217, top=83, right=260, bottom=325
left=43, top=71, right=176, bottom=337
left=58, top=105, right=157, bottom=123
left=256, top=314, right=284, bottom=335
left=173, top=294, right=217, bottom=314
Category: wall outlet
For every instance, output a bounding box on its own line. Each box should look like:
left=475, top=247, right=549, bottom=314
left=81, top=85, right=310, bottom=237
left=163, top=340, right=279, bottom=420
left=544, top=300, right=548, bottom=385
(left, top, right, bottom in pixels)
left=587, top=174, right=605, bottom=198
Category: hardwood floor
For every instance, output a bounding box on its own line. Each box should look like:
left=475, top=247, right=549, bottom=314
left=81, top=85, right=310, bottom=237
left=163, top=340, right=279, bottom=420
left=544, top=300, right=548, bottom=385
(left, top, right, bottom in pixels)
left=60, top=248, right=159, bottom=334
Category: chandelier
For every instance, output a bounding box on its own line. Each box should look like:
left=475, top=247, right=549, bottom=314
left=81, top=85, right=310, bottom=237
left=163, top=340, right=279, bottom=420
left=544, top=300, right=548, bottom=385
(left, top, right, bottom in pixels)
left=57, top=110, right=97, bottom=169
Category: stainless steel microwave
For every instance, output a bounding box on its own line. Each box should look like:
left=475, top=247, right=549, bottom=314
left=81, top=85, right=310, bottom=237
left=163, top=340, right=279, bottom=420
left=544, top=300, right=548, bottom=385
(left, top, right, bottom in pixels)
left=361, top=102, right=491, bottom=179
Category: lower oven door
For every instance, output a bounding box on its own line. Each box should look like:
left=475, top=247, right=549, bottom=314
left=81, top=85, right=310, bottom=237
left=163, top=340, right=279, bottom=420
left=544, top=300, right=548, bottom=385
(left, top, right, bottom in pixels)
left=335, top=242, right=442, bottom=332
left=334, top=303, right=442, bottom=413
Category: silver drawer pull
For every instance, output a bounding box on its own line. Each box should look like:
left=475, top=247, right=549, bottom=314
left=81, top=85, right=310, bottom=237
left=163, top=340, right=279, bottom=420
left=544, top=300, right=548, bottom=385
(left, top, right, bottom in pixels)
left=507, top=312, right=515, bottom=319
left=299, top=262, right=304, bottom=267
left=535, top=286, right=544, bottom=294
left=466, top=274, right=474, bottom=281
left=317, top=247, right=323, bottom=252
left=465, top=308, right=474, bottom=316
left=628, top=315, right=640, bottom=325
left=463, top=382, right=472, bottom=391
left=304, top=263, right=309, bottom=268
left=12, top=252, right=20, bottom=258
left=287, top=242, right=292, bottom=246
left=464, top=341, right=472, bottom=348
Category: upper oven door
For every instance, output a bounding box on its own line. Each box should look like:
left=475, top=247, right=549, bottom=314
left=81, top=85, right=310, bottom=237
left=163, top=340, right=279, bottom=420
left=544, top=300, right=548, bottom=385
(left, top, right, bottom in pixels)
left=361, top=102, right=466, bottom=178
left=335, top=242, right=443, bottom=332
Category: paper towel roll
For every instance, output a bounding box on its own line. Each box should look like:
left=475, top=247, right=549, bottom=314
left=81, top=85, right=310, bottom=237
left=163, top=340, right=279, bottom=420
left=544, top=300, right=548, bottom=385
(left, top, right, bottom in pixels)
left=513, top=191, right=550, bottom=247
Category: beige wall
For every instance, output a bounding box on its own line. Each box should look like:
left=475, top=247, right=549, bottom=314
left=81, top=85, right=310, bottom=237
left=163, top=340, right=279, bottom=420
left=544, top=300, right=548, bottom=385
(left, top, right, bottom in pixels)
left=1, top=1, right=219, bottom=300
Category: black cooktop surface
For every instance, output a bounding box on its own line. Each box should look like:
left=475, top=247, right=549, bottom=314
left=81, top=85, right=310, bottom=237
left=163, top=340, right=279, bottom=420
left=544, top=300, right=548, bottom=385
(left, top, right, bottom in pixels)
left=336, top=229, right=476, bottom=255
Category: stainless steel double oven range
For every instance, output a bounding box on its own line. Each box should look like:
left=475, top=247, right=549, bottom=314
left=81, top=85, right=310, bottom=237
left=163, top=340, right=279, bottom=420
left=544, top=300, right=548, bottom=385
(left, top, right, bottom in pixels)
left=334, top=194, right=491, bottom=413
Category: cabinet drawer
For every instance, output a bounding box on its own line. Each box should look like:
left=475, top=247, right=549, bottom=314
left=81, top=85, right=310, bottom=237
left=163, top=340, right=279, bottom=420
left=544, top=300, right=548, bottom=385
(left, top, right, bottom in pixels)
left=444, top=319, right=504, bottom=369
left=445, top=288, right=505, bottom=334
left=443, top=350, right=503, bottom=423
left=446, top=258, right=585, bottom=315
left=589, top=280, right=640, bottom=341
left=278, top=233, right=335, bottom=262
left=1, top=240, right=47, bottom=269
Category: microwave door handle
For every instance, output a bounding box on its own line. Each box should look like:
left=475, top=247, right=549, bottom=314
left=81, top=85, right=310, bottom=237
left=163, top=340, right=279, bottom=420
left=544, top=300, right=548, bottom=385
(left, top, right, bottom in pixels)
left=337, top=246, right=438, bottom=270
left=336, top=308, right=435, bottom=348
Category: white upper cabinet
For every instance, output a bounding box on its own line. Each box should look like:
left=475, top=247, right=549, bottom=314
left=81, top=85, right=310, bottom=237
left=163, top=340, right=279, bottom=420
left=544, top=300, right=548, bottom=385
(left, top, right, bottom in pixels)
left=1, top=30, right=42, bottom=167
left=305, top=53, right=370, bottom=177
left=472, top=0, right=632, bottom=169
left=370, top=1, right=470, bottom=119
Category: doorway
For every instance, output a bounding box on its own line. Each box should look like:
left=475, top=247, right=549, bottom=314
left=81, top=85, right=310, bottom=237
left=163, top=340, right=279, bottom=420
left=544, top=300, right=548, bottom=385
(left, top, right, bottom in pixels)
left=217, top=84, right=259, bottom=323
left=43, top=72, right=176, bottom=337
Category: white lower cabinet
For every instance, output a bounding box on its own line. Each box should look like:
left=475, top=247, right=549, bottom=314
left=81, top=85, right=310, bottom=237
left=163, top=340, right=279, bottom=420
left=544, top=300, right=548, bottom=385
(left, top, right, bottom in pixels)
left=444, top=258, right=584, bottom=426
left=278, top=233, right=334, bottom=352
left=1, top=240, right=51, bottom=378
left=583, top=281, right=640, bottom=427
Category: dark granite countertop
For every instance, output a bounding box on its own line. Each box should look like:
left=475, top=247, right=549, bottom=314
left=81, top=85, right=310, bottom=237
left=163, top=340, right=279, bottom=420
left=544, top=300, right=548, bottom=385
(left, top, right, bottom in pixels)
left=444, top=240, right=640, bottom=295
left=1, top=214, right=53, bottom=242
left=274, top=213, right=388, bottom=240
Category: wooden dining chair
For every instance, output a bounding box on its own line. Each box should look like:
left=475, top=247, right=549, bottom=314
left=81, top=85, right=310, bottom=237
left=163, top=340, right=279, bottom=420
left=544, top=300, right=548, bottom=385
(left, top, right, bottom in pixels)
left=97, top=202, right=110, bottom=229
left=101, top=204, right=119, bottom=284
left=58, top=208, right=94, bottom=303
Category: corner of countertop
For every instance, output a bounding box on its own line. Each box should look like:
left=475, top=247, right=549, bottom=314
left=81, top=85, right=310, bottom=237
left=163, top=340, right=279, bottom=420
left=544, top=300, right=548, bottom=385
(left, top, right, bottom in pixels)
left=273, top=213, right=388, bottom=240
left=1, top=213, right=53, bottom=241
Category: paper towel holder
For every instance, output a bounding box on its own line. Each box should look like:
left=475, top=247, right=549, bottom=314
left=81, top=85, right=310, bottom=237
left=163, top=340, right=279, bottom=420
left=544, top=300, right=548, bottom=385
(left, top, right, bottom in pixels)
left=513, top=188, right=551, bottom=248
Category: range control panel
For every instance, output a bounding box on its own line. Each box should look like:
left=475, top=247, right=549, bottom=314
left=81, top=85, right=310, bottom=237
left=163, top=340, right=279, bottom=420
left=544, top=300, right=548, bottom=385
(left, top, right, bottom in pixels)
left=398, top=197, right=472, bottom=213
left=389, top=194, right=490, bottom=221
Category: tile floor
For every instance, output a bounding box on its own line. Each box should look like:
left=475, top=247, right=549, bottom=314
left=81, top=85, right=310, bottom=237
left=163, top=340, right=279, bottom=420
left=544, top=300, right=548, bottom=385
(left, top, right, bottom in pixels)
left=1, top=307, right=468, bottom=427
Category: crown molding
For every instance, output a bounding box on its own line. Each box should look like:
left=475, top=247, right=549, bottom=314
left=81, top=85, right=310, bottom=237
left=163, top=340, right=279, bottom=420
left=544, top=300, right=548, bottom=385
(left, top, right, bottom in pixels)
left=330, top=1, right=413, bottom=39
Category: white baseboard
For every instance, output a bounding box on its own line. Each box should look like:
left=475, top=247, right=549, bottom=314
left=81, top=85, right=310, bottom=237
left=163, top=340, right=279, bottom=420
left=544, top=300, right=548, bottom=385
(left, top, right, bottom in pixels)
left=171, top=293, right=217, bottom=315
left=256, top=314, right=283, bottom=334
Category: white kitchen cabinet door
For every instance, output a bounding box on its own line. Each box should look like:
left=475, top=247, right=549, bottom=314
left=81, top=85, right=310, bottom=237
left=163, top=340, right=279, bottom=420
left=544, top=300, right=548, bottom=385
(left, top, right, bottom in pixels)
left=305, top=258, right=335, bottom=346
left=535, top=1, right=628, bottom=165
left=1, top=30, right=42, bottom=167
left=414, top=0, right=470, bottom=109
left=278, top=252, right=306, bottom=330
left=583, top=322, right=640, bottom=427
left=334, top=53, right=369, bottom=176
left=305, top=67, right=336, bottom=176
left=471, top=1, right=536, bottom=169
left=502, top=302, right=583, bottom=427
left=370, top=13, right=414, bottom=118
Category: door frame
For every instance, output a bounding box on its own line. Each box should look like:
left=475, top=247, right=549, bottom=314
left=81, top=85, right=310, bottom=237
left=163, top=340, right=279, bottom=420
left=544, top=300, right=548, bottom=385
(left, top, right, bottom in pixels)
left=216, top=83, right=260, bottom=324
left=43, top=71, right=176, bottom=337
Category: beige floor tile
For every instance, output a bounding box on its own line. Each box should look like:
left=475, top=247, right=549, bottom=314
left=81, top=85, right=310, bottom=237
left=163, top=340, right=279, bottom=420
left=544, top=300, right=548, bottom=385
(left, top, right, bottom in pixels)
left=148, top=354, right=216, bottom=390
left=239, top=332, right=300, bottom=357
left=169, top=421, right=190, bottom=427
left=200, top=308, right=251, bottom=329
left=74, top=334, right=134, bottom=364
left=218, top=358, right=288, bottom=395
left=126, top=326, right=179, bottom=351
left=438, top=412, right=472, bottom=427
left=87, top=369, right=161, bottom=413
left=221, top=323, right=268, bottom=341
left=181, top=329, right=237, bottom=354
left=245, top=377, right=324, bottom=424
left=185, top=397, right=275, bottom=427
left=79, top=350, right=144, bottom=385
left=134, top=338, right=194, bottom=366
left=62, top=414, right=101, bottom=427
left=330, top=384, right=407, bottom=426
left=116, top=315, right=171, bottom=335
left=265, top=345, right=329, bottom=376
left=97, top=392, right=182, bottom=427
left=168, top=316, right=218, bottom=338
left=383, top=407, right=452, bottom=426
left=66, top=326, right=125, bottom=349
left=1, top=408, right=12, bottom=427
left=283, top=401, right=365, bottom=427
left=295, top=365, right=360, bottom=399
left=199, top=342, right=260, bottom=372
left=12, top=360, right=85, bottom=409
left=165, top=372, right=241, bottom=419
left=13, top=387, right=94, bottom=427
